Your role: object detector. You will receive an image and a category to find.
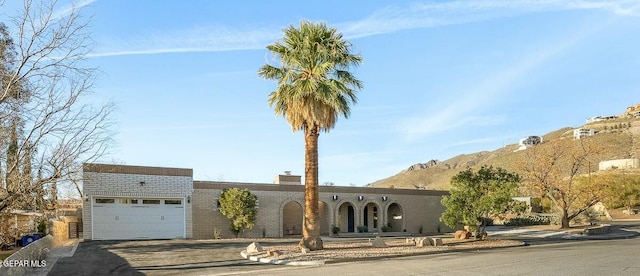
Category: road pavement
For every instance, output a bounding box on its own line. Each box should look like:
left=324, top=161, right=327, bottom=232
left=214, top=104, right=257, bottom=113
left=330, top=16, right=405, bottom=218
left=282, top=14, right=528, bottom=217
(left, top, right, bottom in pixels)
left=44, top=221, right=640, bottom=275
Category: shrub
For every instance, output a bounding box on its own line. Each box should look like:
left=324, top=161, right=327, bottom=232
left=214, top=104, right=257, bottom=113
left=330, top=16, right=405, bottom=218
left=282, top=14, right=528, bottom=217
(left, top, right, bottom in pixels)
left=37, top=220, right=47, bottom=233
left=331, top=225, right=340, bottom=235
left=381, top=225, right=391, bottom=232
left=357, top=225, right=368, bottom=233
left=504, top=215, right=551, bottom=226
left=213, top=228, right=222, bottom=239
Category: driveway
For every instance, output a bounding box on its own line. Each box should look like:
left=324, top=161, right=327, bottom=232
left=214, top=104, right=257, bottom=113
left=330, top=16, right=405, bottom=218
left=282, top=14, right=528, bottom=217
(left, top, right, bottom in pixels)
left=49, top=239, right=297, bottom=275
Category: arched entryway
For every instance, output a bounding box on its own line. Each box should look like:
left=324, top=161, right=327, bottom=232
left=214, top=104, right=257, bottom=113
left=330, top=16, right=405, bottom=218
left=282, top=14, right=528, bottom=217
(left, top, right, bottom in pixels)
left=387, top=203, right=404, bottom=232
left=282, top=201, right=303, bottom=236
left=337, top=202, right=356, bottom=233
left=362, top=202, right=380, bottom=232
left=319, top=201, right=330, bottom=235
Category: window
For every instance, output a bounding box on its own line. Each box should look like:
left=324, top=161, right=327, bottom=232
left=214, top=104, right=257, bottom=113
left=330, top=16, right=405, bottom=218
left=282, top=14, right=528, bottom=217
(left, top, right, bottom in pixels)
left=142, top=199, right=161, bottom=204
left=120, top=199, right=138, bottom=204
left=165, top=199, right=182, bottom=205
left=95, top=198, right=115, bottom=204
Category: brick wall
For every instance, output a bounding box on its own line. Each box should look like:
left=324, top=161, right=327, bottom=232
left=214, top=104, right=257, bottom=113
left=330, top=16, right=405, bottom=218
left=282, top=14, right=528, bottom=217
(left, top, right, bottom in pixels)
left=192, top=181, right=449, bottom=239
left=82, top=164, right=193, bottom=240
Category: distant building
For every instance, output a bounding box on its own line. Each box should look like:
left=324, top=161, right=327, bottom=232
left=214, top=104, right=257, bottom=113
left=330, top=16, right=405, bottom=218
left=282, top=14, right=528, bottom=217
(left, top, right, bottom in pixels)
left=514, top=136, right=542, bottom=152
left=599, top=159, right=640, bottom=171
left=586, top=115, right=617, bottom=124
left=626, top=103, right=640, bottom=115
left=573, top=128, right=595, bottom=139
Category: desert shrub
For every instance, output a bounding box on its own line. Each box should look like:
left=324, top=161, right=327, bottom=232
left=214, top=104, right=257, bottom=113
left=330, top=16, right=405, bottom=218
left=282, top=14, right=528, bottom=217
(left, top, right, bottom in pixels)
left=505, top=215, right=551, bottom=226
left=37, top=220, right=47, bottom=233
left=213, top=228, right=222, bottom=239
left=331, top=225, right=340, bottom=234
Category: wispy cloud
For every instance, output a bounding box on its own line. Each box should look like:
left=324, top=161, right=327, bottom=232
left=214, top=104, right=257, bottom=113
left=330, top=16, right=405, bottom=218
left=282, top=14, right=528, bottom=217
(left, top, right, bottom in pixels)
left=90, top=0, right=640, bottom=58
left=399, top=5, right=617, bottom=141
left=340, top=0, right=640, bottom=38
left=444, top=135, right=511, bottom=149
left=90, top=26, right=280, bottom=58
left=52, top=0, right=97, bottom=20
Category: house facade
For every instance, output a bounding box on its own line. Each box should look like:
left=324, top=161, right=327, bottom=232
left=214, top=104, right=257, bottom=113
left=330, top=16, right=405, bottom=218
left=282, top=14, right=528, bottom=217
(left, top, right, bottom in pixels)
left=83, top=163, right=449, bottom=240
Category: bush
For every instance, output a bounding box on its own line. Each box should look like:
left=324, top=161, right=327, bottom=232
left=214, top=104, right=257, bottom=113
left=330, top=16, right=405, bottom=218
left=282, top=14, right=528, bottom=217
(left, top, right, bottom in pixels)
left=331, top=225, right=340, bottom=235
left=381, top=225, right=391, bottom=232
left=357, top=225, right=368, bottom=233
left=37, top=220, right=47, bottom=233
left=505, top=215, right=551, bottom=226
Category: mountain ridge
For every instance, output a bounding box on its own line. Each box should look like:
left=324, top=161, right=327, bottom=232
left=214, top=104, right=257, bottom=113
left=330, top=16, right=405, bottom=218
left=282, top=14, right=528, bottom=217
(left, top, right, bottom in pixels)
left=368, top=108, right=640, bottom=191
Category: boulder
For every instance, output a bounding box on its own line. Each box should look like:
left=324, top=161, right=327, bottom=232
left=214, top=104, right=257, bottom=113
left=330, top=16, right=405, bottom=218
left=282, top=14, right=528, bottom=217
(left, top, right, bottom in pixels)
left=431, top=237, right=443, bottom=246
left=246, top=242, right=263, bottom=254
left=406, top=237, right=416, bottom=245
left=416, top=237, right=432, bottom=247
left=371, top=236, right=388, bottom=248
left=300, top=246, right=310, bottom=254
left=454, top=230, right=471, bottom=240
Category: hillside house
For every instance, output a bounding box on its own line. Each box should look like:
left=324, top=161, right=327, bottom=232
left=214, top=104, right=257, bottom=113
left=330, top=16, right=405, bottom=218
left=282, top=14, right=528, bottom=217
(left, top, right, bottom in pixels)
left=515, top=136, right=542, bottom=151
left=586, top=115, right=617, bottom=124
left=573, top=128, right=595, bottom=139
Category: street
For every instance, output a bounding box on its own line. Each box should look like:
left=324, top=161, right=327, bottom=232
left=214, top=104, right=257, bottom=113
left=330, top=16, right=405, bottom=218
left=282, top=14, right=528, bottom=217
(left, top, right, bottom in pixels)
left=244, top=236, right=640, bottom=276
left=47, top=222, right=640, bottom=276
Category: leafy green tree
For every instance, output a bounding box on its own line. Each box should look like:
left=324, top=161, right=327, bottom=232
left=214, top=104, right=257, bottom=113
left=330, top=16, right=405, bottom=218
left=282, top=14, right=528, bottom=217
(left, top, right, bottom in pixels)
left=441, top=166, right=521, bottom=239
left=219, top=188, right=258, bottom=238
left=258, top=21, right=363, bottom=250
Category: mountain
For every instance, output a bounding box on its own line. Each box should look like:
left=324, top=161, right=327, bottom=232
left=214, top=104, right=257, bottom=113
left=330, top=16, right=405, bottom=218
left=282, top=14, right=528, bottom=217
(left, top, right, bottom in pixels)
left=368, top=107, right=640, bottom=191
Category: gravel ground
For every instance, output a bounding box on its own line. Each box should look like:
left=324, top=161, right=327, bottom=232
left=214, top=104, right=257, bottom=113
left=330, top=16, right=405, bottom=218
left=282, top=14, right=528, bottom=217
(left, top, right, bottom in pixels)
left=253, top=238, right=524, bottom=262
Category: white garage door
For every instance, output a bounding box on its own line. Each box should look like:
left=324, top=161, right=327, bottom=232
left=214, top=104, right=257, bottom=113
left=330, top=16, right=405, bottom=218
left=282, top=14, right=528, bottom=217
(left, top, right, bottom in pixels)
left=92, top=197, right=185, bottom=240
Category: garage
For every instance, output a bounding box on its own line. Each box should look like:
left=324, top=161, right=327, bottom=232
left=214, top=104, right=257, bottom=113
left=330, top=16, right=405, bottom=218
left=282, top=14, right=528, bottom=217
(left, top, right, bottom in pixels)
left=92, top=197, right=185, bottom=240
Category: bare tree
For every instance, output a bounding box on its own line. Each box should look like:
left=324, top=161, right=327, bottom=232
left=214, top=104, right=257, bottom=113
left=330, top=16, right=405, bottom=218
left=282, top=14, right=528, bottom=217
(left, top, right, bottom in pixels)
left=520, top=138, right=603, bottom=228
left=0, top=0, right=113, bottom=218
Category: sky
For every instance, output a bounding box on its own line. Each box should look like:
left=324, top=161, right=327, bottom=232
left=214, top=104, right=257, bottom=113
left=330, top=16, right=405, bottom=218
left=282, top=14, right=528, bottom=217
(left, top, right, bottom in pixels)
left=3, top=0, right=640, bottom=186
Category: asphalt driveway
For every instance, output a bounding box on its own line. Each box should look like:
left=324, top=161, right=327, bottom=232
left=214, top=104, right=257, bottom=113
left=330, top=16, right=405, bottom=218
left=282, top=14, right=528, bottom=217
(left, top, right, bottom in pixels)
left=48, top=239, right=296, bottom=276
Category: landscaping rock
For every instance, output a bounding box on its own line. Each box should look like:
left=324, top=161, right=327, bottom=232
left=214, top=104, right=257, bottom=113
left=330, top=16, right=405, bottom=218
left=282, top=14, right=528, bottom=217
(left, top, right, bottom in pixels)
left=246, top=242, right=263, bottom=254
left=455, top=230, right=471, bottom=240
left=416, top=237, right=432, bottom=247
left=406, top=237, right=416, bottom=245
left=371, top=236, right=388, bottom=248
left=431, top=237, right=443, bottom=246
left=300, top=246, right=310, bottom=254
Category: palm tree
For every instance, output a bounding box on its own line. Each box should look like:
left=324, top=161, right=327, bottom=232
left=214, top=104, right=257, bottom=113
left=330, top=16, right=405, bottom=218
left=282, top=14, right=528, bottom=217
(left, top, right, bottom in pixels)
left=259, top=21, right=363, bottom=250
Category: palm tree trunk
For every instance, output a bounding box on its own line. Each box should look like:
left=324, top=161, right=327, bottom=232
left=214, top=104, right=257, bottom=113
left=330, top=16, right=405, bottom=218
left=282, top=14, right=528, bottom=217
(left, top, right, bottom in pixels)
left=299, top=125, right=323, bottom=250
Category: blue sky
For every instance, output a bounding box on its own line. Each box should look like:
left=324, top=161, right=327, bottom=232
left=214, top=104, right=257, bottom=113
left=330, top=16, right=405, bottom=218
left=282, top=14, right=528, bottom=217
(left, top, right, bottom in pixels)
left=4, top=0, right=640, bottom=186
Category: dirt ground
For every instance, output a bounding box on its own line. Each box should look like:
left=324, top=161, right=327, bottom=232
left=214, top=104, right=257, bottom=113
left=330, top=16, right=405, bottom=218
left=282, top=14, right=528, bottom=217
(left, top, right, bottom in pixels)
left=255, top=237, right=525, bottom=262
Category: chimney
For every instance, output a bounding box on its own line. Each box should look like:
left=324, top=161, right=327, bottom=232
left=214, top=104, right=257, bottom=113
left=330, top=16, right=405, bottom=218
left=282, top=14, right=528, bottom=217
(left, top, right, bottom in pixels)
left=274, top=171, right=301, bottom=185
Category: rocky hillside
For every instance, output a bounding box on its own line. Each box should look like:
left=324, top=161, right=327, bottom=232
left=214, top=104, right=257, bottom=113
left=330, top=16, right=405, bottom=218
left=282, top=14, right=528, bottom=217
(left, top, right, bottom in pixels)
left=368, top=111, right=640, bottom=191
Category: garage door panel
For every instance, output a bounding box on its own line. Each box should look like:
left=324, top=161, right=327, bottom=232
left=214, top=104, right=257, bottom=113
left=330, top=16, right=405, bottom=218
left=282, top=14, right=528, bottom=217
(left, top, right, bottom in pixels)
left=92, top=197, right=185, bottom=240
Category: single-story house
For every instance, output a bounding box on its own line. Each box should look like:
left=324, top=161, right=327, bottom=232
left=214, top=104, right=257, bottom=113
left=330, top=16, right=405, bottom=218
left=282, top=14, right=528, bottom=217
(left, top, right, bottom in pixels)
left=82, top=163, right=449, bottom=240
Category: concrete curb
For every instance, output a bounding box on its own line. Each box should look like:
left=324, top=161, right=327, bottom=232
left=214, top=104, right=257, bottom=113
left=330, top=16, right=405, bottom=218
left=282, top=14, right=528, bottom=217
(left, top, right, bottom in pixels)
left=240, top=251, right=325, bottom=266
left=69, top=241, right=80, bottom=256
